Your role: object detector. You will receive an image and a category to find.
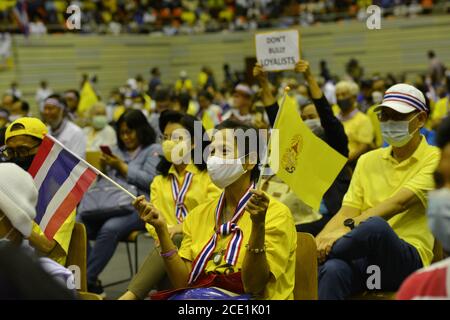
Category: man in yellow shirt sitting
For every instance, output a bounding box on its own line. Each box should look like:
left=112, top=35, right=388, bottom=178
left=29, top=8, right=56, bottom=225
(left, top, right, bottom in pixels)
left=316, top=84, right=440, bottom=299
left=335, top=80, right=374, bottom=165
left=132, top=119, right=297, bottom=299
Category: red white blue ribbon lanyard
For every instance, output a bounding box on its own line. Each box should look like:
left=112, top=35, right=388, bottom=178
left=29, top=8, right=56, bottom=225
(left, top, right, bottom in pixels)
left=188, top=183, right=255, bottom=284
left=171, top=172, right=194, bottom=223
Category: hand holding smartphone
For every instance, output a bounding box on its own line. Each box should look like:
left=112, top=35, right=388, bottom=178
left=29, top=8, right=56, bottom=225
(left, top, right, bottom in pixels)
left=100, top=145, right=113, bottom=156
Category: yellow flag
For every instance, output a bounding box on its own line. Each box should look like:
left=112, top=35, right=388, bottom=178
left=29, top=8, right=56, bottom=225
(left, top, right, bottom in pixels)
left=78, top=81, right=98, bottom=116
left=269, top=94, right=348, bottom=211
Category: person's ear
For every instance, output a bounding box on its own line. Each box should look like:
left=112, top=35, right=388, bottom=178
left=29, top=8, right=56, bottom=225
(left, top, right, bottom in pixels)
left=417, top=111, right=427, bottom=128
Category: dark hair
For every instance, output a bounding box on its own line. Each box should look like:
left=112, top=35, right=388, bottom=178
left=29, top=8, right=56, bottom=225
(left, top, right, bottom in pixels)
left=153, top=87, right=171, bottom=102
left=215, top=119, right=261, bottom=182
left=64, top=89, right=80, bottom=100
left=20, top=100, right=30, bottom=113
left=45, top=94, right=66, bottom=108
left=157, top=110, right=209, bottom=176
left=428, top=50, right=435, bottom=59
left=116, top=109, right=156, bottom=151
left=436, top=116, right=450, bottom=149
left=198, top=90, right=213, bottom=102
left=177, top=92, right=191, bottom=113
left=2, top=94, right=19, bottom=103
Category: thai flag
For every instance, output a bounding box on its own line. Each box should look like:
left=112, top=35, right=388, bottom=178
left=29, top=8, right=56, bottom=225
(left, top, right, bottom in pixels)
left=28, top=135, right=98, bottom=240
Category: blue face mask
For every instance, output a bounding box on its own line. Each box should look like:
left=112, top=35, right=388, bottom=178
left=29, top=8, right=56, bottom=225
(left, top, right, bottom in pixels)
left=427, top=188, right=450, bottom=252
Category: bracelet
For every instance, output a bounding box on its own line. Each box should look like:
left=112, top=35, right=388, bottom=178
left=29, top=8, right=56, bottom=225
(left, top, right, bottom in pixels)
left=245, top=244, right=266, bottom=254
left=160, top=248, right=178, bottom=258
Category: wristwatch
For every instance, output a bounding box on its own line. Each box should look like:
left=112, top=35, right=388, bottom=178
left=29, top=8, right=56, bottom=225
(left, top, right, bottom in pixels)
left=344, top=218, right=355, bottom=230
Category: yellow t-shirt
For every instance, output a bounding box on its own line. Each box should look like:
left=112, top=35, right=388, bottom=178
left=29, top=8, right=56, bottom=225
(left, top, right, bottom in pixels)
left=366, top=104, right=383, bottom=148
left=342, top=137, right=440, bottom=266
left=341, top=111, right=374, bottom=155
left=146, top=163, right=221, bottom=238
left=431, top=96, right=449, bottom=123
left=179, top=193, right=297, bottom=300
left=32, top=210, right=76, bottom=266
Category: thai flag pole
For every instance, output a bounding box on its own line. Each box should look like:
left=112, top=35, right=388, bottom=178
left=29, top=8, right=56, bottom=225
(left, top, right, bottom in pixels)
left=255, top=86, right=290, bottom=191
left=46, top=134, right=137, bottom=201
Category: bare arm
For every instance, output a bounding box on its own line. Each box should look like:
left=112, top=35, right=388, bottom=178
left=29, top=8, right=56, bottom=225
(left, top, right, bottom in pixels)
left=133, top=196, right=191, bottom=289
left=353, top=188, right=421, bottom=225
left=253, top=64, right=277, bottom=106
left=241, top=190, right=271, bottom=295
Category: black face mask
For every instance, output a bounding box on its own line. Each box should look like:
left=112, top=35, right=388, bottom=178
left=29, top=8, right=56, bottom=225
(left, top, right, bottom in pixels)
left=10, top=155, right=35, bottom=171
left=337, top=98, right=353, bottom=112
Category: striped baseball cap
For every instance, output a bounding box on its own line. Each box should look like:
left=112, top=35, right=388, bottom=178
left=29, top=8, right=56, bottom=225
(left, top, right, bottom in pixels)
left=375, top=83, right=428, bottom=114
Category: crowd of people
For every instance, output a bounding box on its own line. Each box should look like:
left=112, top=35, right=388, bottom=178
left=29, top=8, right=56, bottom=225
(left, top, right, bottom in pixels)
left=0, top=41, right=449, bottom=300
left=0, top=0, right=447, bottom=35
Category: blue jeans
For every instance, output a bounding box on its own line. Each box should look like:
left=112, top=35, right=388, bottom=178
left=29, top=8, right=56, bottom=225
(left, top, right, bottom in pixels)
left=318, top=217, right=423, bottom=300
left=81, top=212, right=144, bottom=284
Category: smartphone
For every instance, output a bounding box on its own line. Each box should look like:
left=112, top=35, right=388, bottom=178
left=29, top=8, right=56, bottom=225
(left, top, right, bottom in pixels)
left=100, top=145, right=113, bottom=156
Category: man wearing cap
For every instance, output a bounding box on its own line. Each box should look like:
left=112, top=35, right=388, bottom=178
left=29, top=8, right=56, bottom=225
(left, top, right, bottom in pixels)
left=41, top=94, right=86, bottom=158
left=222, top=83, right=269, bottom=128
left=2, top=117, right=76, bottom=266
left=316, top=83, right=440, bottom=299
left=0, top=163, right=75, bottom=291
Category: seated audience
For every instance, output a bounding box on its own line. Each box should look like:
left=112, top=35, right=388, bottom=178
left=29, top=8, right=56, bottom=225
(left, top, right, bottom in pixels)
left=120, top=110, right=221, bottom=300
left=133, top=119, right=297, bottom=299
left=3, top=117, right=75, bottom=266
left=78, top=109, right=161, bottom=296
left=41, top=94, right=87, bottom=158
left=83, top=102, right=117, bottom=151
left=317, top=84, right=440, bottom=299
left=335, top=80, right=374, bottom=165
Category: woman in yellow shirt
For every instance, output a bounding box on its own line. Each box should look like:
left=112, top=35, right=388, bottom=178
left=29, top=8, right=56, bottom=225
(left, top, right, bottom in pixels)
left=131, top=119, right=297, bottom=300
left=120, top=110, right=221, bottom=300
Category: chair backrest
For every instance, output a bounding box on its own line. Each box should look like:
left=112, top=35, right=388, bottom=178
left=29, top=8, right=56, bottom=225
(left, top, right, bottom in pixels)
left=65, top=222, right=87, bottom=292
left=294, top=232, right=318, bottom=300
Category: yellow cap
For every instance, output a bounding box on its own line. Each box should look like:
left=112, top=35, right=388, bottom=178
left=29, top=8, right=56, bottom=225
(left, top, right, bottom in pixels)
left=5, top=117, right=48, bottom=141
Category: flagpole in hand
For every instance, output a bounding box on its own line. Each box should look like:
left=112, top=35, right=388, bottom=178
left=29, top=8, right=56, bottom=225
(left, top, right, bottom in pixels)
left=45, top=134, right=137, bottom=201
left=255, top=86, right=291, bottom=191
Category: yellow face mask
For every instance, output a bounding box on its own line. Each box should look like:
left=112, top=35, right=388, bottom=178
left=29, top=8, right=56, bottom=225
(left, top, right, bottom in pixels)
left=162, top=140, right=191, bottom=164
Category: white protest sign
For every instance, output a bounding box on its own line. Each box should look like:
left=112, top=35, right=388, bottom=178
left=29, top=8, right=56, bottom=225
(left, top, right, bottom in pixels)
left=255, top=29, right=300, bottom=72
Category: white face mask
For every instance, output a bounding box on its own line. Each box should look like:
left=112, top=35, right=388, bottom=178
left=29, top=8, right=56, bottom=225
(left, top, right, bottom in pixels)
left=380, top=114, right=419, bottom=147
left=207, top=155, right=247, bottom=189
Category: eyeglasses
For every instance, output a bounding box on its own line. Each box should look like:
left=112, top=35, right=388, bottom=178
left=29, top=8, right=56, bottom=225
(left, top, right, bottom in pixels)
left=376, top=111, right=419, bottom=122
left=0, top=143, right=40, bottom=160
left=160, top=133, right=188, bottom=142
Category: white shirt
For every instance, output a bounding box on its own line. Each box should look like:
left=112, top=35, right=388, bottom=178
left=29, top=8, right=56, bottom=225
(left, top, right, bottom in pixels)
left=50, top=119, right=87, bottom=159
left=36, top=87, right=53, bottom=109
left=83, top=125, right=117, bottom=152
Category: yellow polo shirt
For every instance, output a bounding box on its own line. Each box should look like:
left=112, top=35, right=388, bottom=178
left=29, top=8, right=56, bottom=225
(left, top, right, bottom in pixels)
left=32, top=210, right=75, bottom=266
left=340, top=111, right=374, bottom=156
left=366, top=104, right=383, bottom=148
left=431, top=96, right=449, bottom=123
left=146, top=163, right=221, bottom=239
left=342, top=137, right=440, bottom=266
left=179, top=193, right=297, bottom=300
